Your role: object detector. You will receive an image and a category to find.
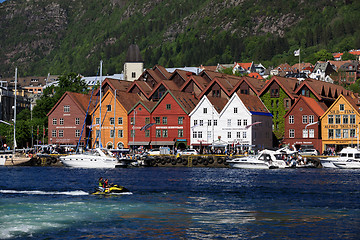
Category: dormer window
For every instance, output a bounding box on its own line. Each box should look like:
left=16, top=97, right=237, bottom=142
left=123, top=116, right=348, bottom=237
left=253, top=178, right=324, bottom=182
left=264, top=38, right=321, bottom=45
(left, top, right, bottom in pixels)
left=31, top=79, right=39, bottom=82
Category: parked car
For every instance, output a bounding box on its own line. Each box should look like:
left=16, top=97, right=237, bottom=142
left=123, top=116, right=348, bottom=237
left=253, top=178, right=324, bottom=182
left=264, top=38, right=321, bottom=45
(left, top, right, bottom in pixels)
left=179, top=149, right=199, bottom=156
left=148, top=148, right=161, bottom=156
left=299, top=149, right=318, bottom=156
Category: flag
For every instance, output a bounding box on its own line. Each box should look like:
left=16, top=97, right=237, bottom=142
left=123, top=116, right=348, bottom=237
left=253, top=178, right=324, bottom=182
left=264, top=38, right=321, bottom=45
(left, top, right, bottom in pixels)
left=294, top=49, right=300, bottom=57
left=140, top=123, right=155, bottom=131
left=245, top=121, right=262, bottom=129
left=43, top=126, right=45, bottom=136
left=37, top=126, right=39, bottom=136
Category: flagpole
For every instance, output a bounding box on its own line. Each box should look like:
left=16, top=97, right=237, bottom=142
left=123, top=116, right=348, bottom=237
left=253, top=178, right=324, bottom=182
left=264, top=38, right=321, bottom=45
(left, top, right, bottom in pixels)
left=298, top=48, right=301, bottom=75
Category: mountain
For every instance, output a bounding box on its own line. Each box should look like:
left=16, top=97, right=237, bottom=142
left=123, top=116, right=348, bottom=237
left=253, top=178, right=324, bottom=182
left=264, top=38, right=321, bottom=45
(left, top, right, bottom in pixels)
left=0, top=0, right=359, bottom=77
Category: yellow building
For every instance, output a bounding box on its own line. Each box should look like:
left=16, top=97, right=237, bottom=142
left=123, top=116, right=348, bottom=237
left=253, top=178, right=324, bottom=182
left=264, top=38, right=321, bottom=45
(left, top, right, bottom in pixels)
left=320, top=94, right=360, bottom=152
left=90, top=90, right=140, bottom=149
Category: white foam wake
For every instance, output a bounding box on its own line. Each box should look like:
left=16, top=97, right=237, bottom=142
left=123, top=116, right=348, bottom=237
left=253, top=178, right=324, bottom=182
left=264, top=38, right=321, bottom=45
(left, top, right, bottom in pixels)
left=0, top=189, right=89, bottom=196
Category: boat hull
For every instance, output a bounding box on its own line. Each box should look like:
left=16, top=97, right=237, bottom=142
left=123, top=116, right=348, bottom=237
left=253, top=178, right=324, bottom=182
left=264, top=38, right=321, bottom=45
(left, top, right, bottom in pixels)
left=333, top=161, right=360, bottom=169
left=60, top=156, right=119, bottom=168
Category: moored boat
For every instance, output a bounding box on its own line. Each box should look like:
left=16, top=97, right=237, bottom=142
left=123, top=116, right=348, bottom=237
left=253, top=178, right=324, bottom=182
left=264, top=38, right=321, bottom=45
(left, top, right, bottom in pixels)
left=320, top=147, right=360, bottom=168
left=59, top=148, right=125, bottom=168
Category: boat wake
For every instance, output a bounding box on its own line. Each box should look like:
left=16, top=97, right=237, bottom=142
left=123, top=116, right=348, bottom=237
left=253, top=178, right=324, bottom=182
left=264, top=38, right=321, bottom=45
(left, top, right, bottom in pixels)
left=0, top=189, right=89, bottom=196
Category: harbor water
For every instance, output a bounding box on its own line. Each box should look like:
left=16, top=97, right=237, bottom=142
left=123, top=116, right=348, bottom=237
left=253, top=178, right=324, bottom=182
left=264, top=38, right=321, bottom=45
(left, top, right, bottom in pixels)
left=0, top=167, right=359, bottom=239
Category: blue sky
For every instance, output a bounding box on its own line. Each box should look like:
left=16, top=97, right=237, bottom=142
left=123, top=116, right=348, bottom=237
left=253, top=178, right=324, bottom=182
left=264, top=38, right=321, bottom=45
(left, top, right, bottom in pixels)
left=0, top=0, right=7, bottom=3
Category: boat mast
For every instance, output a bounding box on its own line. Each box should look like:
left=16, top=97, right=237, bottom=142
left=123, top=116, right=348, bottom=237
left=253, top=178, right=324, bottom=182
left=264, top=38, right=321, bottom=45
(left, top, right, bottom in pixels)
left=99, top=60, right=103, bottom=148
left=13, top=67, right=17, bottom=154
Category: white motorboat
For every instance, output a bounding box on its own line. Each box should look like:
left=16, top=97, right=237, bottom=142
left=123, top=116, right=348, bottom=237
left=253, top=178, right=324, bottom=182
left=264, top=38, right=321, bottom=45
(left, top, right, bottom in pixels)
left=59, top=148, right=125, bottom=168
left=320, top=147, right=360, bottom=169
left=227, top=149, right=287, bottom=169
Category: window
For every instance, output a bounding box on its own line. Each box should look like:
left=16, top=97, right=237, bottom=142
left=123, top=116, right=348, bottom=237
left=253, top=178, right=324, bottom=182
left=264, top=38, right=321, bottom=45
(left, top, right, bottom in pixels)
left=302, top=115, right=308, bottom=124
left=193, top=131, right=198, bottom=138
left=309, top=115, right=314, bottom=124
left=110, top=130, right=115, bottom=138
left=335, top=115, right=341, bottom=124
left=64, top=105, right=70, bottom=112
left=198, top=131, right=203, bottom=138
left=340, top=104, right=344, bottom=111
left=163, top=129, right=168, bottom=137
left=75, top=130, right=80, bottom=138
left=162, top=117, right=167, bottom=125
left=328, top=115, right=334, bottom=124
left=130, top=130, right=135, bottom=138
left=243, top=132, right=247, bottom=138
left=107, top=105, right=111, bottom=112
left=118, top=117, right=123, bottom=125
left=178, top=129, right=183, bottom=137
left=343, top=115, right=348, bottom=124
left=52, top=118, right=57, bottom=125
left=208, top=120, right=212, bottom=126
left=243, top=119, right=248, bottom=126
left=237, top=119, right=242, bottom=126
left=227, top=132, right=231, bottom=138
left=110, top=117, right=115, bottom=125
left=178, top=117, right=184, bottom=125
left=156, top=130, right=161, bottom=138
left=289, top=129, right=295, bottom=138
left=52, top=130, right=56, bottom=137
left=132, top=72, right=136, bottom=78
left=166, top=104, right=171, bottom=110
left=237, top=132, right=241, bottom=138
left=335, top=129, right=341, bottom=138
left=194, top=120, right=198, bottom=126
left=58, top=130, right=64, bottom=137
left=200, top=120, right=203, bottom=126
left=227, top=119, right=231, bottom=127
left=75, top=118, right=80, bottom=125
left=145, top=117, right=150, bottom=124
left=203, top=108, right=207, bottom=114
left=145, top=130, right=150, bottom=137
left=118, top=130, right=123, bottom=138
left=350, top=115, right=356, bottom=124
left=155, top=117, right=160, bottom=124
left=350, top=129, right=356, bottom=138
left=214, top=120, right=218, bottom=126
left=96, top=130, right=100, bottom=138
left=343, top=129, right=349, bottom=138
left=309, top=129, right=314, bottom=138
left=207, top=131, right=212, bottom=139
left=289, top=115, right=294, bottom=124
left=271, top=88, right=279, bottom=98
left=328, top=129, right=334, bottom=139
left=96, top=118, right=100, bottom=124
left=234, top=107, right=238, bottom=113
left=302, top=129, right=308, bottom=138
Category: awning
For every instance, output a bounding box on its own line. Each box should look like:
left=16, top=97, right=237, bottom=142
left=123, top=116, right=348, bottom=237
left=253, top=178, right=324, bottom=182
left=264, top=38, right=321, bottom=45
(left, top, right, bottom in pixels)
left=150, top=141, right=175, bottom=146
left=128, top=141, right=150, bottom=146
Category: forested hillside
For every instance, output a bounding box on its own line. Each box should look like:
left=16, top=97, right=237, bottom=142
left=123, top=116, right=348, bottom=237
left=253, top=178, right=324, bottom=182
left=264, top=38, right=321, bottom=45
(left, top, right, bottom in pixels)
left=0, top=0, right=359, bottom=77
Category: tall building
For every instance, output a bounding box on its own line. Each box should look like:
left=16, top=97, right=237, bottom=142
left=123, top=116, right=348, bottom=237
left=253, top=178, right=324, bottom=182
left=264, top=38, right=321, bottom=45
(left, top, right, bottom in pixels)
left=124, top=44, right=144, bottom=82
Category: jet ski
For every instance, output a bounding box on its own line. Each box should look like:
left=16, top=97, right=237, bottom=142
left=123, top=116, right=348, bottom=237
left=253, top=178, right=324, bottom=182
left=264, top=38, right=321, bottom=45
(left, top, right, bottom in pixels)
left=92, top=184, right=131, bottom=195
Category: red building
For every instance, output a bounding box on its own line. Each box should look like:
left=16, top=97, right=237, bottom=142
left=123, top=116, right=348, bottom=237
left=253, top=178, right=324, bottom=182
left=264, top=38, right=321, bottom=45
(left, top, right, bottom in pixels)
left=47, top=92, right=95, bottom=148
left=283, top=96, right=327, bottom=152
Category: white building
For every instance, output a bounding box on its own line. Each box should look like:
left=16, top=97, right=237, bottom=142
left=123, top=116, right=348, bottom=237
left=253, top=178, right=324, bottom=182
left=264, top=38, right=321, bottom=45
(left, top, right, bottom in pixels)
left=189, top=93, right=273, bottom=150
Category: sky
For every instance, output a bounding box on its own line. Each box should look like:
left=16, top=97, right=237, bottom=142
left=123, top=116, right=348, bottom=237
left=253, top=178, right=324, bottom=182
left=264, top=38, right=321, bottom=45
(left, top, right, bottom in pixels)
left=0, top=0, right=6, bottom=3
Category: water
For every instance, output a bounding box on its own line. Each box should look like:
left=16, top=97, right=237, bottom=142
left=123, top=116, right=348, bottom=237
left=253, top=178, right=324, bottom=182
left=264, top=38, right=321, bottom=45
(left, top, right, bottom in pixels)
left=0, top=167, right=359, bottom=239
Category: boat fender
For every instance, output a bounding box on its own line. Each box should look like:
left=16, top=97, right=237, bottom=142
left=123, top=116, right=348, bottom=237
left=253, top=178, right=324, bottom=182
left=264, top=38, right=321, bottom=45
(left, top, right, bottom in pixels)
left=166, top=157, right=171, bottom=163
left=192, top=159, right=198, bottom=165
left=171, top=159, right=177, bottom=165
left=208, top=157, right=214, bottom=164
left=36, top=159, right=41, bottom=165
left=52, top=158, right=57, bottom=164
left=197, top=157, right=203, bottom=164
left=182, top=158, right=188, bottom=165
left=46, top=159, right=52, bottom=165
left=203, top=159, right=208, bottom=166
left=177, top=157, right=183, bottom=163
left=161, top=159, right=166, bottom=165
left=217, top=158, right=223, bottom=164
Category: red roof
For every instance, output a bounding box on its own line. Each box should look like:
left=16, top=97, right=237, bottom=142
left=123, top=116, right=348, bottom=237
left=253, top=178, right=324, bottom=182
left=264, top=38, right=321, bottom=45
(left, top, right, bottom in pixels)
left=248, top=72, right=263, bottom=79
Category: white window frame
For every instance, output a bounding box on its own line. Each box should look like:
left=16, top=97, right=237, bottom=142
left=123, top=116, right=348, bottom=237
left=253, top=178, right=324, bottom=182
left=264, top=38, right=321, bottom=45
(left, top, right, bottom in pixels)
left=309, top=129, right=314, bottom=138
left=302, top=115, right=308, bottom=124
left=289, top=115, right=294, bottom=124
left=289, top=129, right=295, bottom=138
left=302, top=129, right=308, bottom=138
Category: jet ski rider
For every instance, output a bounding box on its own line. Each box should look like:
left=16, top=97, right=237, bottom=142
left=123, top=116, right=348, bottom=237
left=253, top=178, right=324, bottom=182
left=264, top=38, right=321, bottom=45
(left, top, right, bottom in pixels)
left=98, top=177, right=105, bottom=192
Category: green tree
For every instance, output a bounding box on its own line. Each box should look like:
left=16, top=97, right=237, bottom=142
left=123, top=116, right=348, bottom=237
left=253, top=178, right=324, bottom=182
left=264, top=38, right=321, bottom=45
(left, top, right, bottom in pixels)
left=341, top=51, right=356, bottom=61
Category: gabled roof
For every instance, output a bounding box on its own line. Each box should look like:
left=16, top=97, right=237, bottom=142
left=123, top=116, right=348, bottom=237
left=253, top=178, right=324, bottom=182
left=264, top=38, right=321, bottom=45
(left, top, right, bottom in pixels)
left=237, top=93, right=269, bottom=114
left=47, top=91, right=94, bottom=117
left=259, top=76, right=299, bottom=99
left=198, top=75, right=241, bottom=99
left=295, top=78, right=351, bottom=101
left=275, top=63, right=294, bottom=72
left=328, top=60, right=353, bottom=71
left=93, top=78, right=132, bottom=95
left=180, top=75, right=209, bottom=92
left=247, top=72, right=264, bottom=80
left=291, top=62, right=314, bottom=72
left=230, top=76, right=265, bottom=96
left=207, top=96, right=229, bottom=114
left=284, top=96, right=326, bottom=118
left=233, top=62, right=253, bottom=71
left=152, top=90, right=199, bottom=114
left=152, top=65, right=172, bottom=79
left=321, top=94, right=360, bottom=119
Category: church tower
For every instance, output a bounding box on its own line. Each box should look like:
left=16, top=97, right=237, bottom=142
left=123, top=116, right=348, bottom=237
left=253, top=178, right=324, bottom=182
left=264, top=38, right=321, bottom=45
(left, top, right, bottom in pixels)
left=124, top=44, right=144, bottom=81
